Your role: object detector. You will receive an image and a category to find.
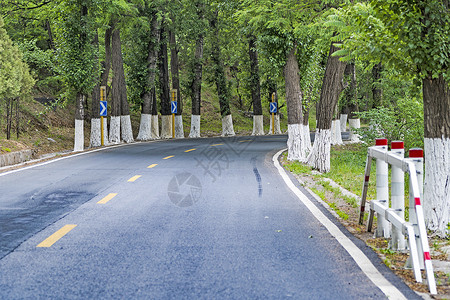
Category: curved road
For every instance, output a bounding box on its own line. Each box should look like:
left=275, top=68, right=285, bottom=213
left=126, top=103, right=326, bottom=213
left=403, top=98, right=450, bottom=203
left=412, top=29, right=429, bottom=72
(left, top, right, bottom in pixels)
left=0, top=135, right=419, bottom=299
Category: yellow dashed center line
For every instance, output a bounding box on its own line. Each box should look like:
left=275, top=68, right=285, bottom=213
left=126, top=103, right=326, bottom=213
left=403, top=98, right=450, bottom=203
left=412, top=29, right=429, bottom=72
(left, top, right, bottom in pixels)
left=147, top=164, right=158, bottom=168
left=37, top=225, right=77, bottom=248
left=211, top=143, right=223, bottom=147
left=239, top=140, right=252, bottom=143
left=128, top=175, right=142, bottom=182
left=97, top=193, right=117, bottom=204
left=163, top=155, right=174, bottom=160
left=185, top=149, right=196, bottom=153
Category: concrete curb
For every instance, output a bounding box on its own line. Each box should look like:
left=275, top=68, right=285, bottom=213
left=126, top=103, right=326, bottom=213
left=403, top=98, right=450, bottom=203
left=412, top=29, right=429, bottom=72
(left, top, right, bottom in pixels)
left=0, top=150, right=33, bottom=168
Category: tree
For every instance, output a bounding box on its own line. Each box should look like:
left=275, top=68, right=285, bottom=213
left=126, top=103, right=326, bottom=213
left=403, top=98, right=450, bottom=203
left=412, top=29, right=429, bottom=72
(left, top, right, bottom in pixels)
left=331, top=1, right=450, bottom=236
left=307, top=42, right=347, bottom=172
left=0, top=16, right=34, bottom=139
left=208, top=7, right=235, bottom=136
left=187, top=0, right=205, bottom=138
left=54, top=0, right=99, bottom=151
left=248, top=35, right=264, bottom=136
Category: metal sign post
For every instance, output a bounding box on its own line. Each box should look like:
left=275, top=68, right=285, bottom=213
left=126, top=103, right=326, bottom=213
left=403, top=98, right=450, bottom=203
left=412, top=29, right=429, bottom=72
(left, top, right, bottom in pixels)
left=171, top=89, right=177, bottom=138
left=100, top=86, right=107, bottom=146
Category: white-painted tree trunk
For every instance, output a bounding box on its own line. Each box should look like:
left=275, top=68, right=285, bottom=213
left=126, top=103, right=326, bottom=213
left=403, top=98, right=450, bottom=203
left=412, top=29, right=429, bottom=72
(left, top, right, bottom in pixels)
left=109, top=116, right=121, bottom=144
left=151, top=115, right=160, bottom=139
left=307, top=129, right=332, bottom=173
left=302, top=123, right=312, bottom=155
left=160, top=115, right=173, bottom=139
left=349, top=118, right=361, bottom=143
left=102, top=117, right=109, bottom=145
left=137, top=113, right=152, bottom=141
left=74, top=119, right=84, bottom=152
left=268, top=115, right=282, bottom=135
left=90, top=118, right=101, bottom=147
left=175, top=115, right=184, bottom=138
left=189, top=115, right=201, bottom=138
left=121, top=115, right=134, bottom=143
left=423, top=137, right=450, bottom=237
left=221, top=114, right=235, bottom=136
left=252, top=115, right=264, bottom=136
left=334, top=120, right=343, bottom=145
left=340, top=114, right=347, bottom=132
left=287, top=124, right=306, bottom=161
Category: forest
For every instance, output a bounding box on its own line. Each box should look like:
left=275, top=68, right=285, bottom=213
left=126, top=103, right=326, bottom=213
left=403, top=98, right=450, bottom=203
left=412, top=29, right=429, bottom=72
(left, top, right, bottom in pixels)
left=0, top=0, right=449, bottom=235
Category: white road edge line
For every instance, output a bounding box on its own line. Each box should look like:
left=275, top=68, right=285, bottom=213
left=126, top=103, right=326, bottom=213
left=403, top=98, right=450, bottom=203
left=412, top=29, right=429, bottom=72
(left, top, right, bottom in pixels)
left=273, top=149, right=407, bottom=300
left=0, top=144, right=128, bottom=178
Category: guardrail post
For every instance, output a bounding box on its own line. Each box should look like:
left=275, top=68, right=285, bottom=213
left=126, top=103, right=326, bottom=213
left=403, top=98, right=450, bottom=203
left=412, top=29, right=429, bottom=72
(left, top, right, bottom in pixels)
left=375, top=138, right=390, bottom=238
left=407, top=148, right=425, bottom=269
left=390, top=141, right=405, bottom=250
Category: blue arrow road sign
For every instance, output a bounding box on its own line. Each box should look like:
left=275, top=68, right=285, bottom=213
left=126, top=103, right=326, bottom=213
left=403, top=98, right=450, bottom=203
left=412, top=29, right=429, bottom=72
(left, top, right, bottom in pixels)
left=100, top=101, right=107, bottom=116
left=171, top=101, right=177, bottom=114
left=270, top=102, right=278, bottom=113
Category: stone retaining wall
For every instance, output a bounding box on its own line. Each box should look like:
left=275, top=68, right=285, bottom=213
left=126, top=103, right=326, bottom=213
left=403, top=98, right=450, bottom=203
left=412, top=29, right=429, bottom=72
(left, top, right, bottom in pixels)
left=0, top=150, right=33, bottom=167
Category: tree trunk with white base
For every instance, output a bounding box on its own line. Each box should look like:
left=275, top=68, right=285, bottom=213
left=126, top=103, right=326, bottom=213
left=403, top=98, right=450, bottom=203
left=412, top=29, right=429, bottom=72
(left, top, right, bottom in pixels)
left=268, top=114, right=282, bottom=135
left=252, top=115, right=264, bottom=135
left=151, top=114, right=160, bottom=139
left=284, top=46, right=305, bottom=161
left=189, top=7, right=204, bottom=139
left=424, top=137, right=450, bottom=236
left=175, top=115, right=184, bottom=138
left=109, top=116, right=121, bottom=144
left=307, top=129, right=332, bottom=172
left=221, top=114, right=235, bottom=136
left=302, top=123, right=312, bottom=154
left=287, top=124, right=307, bottom=161
left=160, top=115, right=172, bottom=139
left=307, top=42, right=346, bottom=172
left=332, top=119, right=343, bottom=145
left=422, top=74, right=450, bottom=237
left=340, top=114, right=347, bottom=132
left=74, top=93, right=85, bottom=152
left=137, top=114, right=152, bottom=141
left=90, top=118, right=101, bottom=147
left=349, top=118, right=360, bottom=142
left=121, top=115, right=133, bottom=143
left=189, top=115, right=201, bottom=138
left=138, top=15, right=159, bottom=141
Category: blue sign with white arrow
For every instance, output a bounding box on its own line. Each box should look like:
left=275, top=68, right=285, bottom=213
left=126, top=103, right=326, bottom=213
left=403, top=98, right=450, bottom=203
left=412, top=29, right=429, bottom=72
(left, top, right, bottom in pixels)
left=270, top=102, right=277, bottom=113
left=171, top=101, right=177, bottom=114
left=100, top=101, right=107, bottom=116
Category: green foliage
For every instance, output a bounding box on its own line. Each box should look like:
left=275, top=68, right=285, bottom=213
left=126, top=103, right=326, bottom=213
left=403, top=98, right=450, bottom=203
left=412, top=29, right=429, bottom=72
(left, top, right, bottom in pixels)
left=0, top=16, right=35, bottom=99
left=53, top=0, right=100, bottom=94
left=354, top=97, right=424, bottom=149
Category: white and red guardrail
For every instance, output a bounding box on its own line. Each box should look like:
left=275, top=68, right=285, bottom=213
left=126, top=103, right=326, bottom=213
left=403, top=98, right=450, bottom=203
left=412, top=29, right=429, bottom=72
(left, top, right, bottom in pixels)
left=359, top=138, right=437, bottom=294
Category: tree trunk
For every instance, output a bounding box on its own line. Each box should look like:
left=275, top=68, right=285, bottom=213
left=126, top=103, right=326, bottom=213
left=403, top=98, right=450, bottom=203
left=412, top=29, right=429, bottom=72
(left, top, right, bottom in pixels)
left=112, top=27, right=133, bottom=143
left=210, top=10, right=234, bottom=137
left=284, top=46, right=305, bottom=161
left=422, top=74, right=450, bottom=237
left=151, top=88, right=160, bottom=139
left=307, top=42, right=347, bottom=172
left=109, top=22, right=121, bottom=144
left=74, top=92, right=85, bottom=151
left=189, top=30, right=204, bottom=138
left=158, top=24, right=171, bottom=139
left=372, top=62, right=383, bottom=108
left=169, top=29, right=184, bottom=138
left=90, top=31, right=101, bottom=147
left=137, top=15, right=160, bottom=141
left=249, top=36, right=263, bottom=135
left=15, top=98, right=19, bottom=139
left=45, top=19, right=55, bottom=50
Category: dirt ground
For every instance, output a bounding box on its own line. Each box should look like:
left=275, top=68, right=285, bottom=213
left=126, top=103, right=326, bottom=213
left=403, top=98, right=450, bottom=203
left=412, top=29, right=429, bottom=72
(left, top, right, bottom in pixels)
left=282, top=159, right=450, bottom=299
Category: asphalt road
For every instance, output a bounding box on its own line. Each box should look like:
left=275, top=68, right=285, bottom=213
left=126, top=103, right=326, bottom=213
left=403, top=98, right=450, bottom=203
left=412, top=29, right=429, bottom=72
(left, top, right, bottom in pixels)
left=0, top=135, right=419, bottom=299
